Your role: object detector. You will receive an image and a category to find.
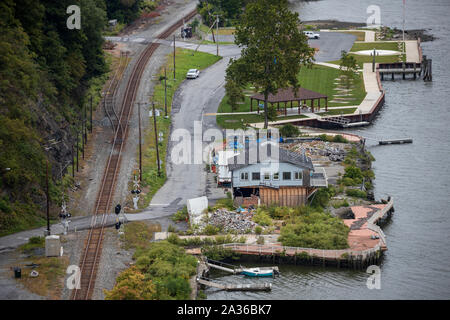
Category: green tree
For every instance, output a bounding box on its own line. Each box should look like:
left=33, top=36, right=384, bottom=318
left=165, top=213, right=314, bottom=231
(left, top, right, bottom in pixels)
left=339, top=50, right=358, bottom=89
left=224, top=76, right=245, bottom=112
left=226, top=0, right=314, bottom=128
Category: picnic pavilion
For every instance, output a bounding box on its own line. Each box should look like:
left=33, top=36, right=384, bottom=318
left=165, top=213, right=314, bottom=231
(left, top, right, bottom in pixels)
left=250, top=87, right=328, bottom=115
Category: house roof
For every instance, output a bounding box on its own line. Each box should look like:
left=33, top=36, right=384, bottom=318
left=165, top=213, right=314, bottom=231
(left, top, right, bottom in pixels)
left=228, top=144, right=314, bottom=171
left=251, top=87, right=327, bottom=103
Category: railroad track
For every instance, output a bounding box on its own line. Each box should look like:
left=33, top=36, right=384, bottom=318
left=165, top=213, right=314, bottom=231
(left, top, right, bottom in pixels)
left=71, top=9, right=197, bottom=300
left=103, top=52, right=128, bottom=132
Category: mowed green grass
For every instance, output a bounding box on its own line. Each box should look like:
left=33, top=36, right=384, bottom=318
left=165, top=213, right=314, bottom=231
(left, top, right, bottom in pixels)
left=319, top=107, right=357, bottom=116
left=328, top=54, right=405, bottom=68
left=216, top=114, right=309, bottom=129
left=350, top=41, right=402, bottom=52
left=297, top=65, right=366, bottom=107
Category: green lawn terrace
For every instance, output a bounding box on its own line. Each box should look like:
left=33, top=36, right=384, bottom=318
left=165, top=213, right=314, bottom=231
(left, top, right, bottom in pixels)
left=328, top=41, right=406, bottom=68
left=216, top=64, right=367, bottom=129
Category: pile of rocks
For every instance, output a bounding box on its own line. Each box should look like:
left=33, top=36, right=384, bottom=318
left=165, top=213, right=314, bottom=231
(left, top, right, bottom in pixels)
left=208, top=209, right=256, bottom=233
left=288, top=141, right=348, bottom=162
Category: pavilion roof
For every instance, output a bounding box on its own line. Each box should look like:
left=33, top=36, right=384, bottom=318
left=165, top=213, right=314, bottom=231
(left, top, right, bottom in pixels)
left=251, top=87, right=327, bottom=103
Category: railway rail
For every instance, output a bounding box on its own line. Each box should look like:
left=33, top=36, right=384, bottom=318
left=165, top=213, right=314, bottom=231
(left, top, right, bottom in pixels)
left=71, top=9, right=198, bottom=300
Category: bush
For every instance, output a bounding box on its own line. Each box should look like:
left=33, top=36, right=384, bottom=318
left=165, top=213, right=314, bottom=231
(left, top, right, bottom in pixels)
left=255, top=226, right=262, bottom=235
left=310, top=187, right=333, bottom=208
left=172, top=206, right=189, bottom=222
left=278, top=210, right=349, bottom=249
left=332, top=135, right=348, bottom=143
left=253, top=209, right=273, bottom=226
left=279, top=124, right=300, bottom=137
left=106, top=242, right=197, bottom=300
left=346, top=189, right=367, bottom=199
left=204, top=225, right=220, bottom=236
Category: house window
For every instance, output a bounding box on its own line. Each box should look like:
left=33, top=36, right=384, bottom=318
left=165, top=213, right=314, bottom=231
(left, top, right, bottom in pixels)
left=294, top=171, right=303, bottom=180
left=273, top=172, right=279, bottom=180
left=240, top=172, right=248, bottom=180
left=283, top=172, right=291, bottom=180
left=263, top=173, right=271, bottom=181
left=252, top=172, right=260, bottom=180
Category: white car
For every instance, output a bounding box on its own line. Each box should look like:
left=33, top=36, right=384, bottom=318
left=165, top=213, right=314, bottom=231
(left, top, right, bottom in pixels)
left=303, top=31, right=320, bottom=39
left=186, top=69, right=200, bottom=79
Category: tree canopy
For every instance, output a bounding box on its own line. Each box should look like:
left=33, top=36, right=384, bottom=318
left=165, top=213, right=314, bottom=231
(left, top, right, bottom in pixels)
left=226, top=0, right=315, bottom=128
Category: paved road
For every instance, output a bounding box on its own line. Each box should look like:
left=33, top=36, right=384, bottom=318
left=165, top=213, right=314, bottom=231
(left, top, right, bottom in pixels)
left=125, top=49, right=239, bottom=230
left=308, top=32, right=356, bottom=62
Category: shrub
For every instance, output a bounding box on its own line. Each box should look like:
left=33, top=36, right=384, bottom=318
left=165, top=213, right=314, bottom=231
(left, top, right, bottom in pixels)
left=310, top=187, right=333, bottom=208
left=255, top=226, right=262, bottom=235
left=346, top=189, right=367, bottom=199
left=204, top=225, right=220, bottom=236
left=278, top=210, right=350, bottom=249
left=253, top=209, right=273, bottom=226
left=172, top=206, right=188, bottom=222
left=332, top=135, right=348, bottom=143
left=279, top=124, right=300, bottom=137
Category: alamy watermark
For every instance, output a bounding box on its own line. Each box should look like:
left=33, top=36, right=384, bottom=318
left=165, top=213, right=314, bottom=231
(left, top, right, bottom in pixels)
left=66, top=5, right=81, bottom=30
left=366, top=265, right=381, bottom=289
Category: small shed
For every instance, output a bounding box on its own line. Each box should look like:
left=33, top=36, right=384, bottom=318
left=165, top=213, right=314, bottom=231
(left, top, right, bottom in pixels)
left=186, top=196, right=208, bottom=225
left=250, top=87, right=328, bottom=115
left=45, top=235, right=61, bottom=257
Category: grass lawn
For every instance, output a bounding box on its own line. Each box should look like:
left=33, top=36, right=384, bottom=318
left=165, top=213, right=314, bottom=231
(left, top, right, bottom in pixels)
left=199, top=24, right=235, bottom=35
left=350, top=41, right=402, bottom=52
left=201, top=40, right=235, bottom=45
left=136, top=48, right=221, bottom=209
left=298, top=65, right=366, bottom=107
left=328, top=54, right=405, bottom=68
left=319, top=107, right=357, bottom=116
left=216, top=114, right=309, bottom=129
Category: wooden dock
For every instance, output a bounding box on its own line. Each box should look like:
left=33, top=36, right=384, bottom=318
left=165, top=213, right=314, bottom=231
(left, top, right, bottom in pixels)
left=197, top=277, right=272, bottom=292
left=378, top=62, right=422, bottom=80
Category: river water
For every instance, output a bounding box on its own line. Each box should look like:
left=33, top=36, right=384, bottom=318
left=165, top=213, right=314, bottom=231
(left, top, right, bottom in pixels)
left=207, top=0, right=450, bottom=300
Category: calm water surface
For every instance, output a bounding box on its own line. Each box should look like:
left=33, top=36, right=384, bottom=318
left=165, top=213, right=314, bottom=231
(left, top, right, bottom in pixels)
left=207, top=0, right=450, bottom=299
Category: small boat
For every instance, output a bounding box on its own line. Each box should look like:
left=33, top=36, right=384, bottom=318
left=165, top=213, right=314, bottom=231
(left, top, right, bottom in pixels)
left=241, top=268, right=274, bottom=277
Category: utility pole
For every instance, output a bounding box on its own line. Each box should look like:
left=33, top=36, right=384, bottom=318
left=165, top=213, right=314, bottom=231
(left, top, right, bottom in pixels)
left=164, top=67, right=168, bottom=116
left=81, top=118, right=84, bottom=160
left=46, top=159, right=50, bottom=235
left=90, top=95, right=93, bottom=133
left=71, top=144, right=75, bottom=178
left=216, top=15, right=219, bottom=56
left=138, top=102, right=142, bottom=183
left=173, top=34, right=176, bottom=80
left=152, top=103, right=161, bottom=177
left=84, top=103, right=87, bottom=144
left=76, top=128, right=79, bottom=172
